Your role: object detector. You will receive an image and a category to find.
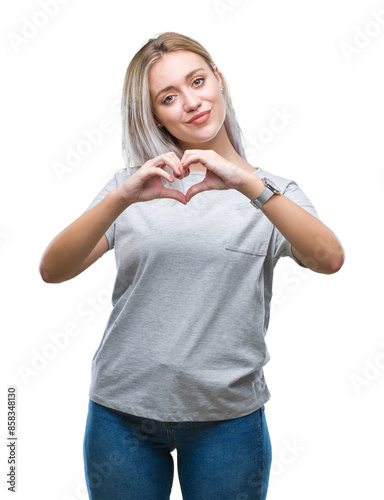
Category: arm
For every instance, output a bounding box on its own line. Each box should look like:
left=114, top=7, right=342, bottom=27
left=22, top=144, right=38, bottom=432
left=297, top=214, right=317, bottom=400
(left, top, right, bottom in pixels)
left=39, top=152, right=187, bottom=284
left=180, top=149, right=345, bottom=275
left=39, top=189, right=131, bottom=283
left=238, top=174, right=345, bottom=274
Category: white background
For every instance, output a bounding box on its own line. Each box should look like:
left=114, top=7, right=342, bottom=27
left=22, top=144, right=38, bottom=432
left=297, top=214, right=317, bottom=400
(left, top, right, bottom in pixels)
left=2, top=0, right=383, bottom=498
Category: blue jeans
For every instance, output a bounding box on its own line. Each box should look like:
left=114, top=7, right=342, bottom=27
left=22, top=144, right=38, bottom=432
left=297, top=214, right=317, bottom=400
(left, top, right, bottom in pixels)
left=83, top=399, right=272, bottom=499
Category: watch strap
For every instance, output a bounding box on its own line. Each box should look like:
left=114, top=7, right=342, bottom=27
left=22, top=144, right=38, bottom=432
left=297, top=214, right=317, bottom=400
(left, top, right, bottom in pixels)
left=250, top=186, right=274, bottom=209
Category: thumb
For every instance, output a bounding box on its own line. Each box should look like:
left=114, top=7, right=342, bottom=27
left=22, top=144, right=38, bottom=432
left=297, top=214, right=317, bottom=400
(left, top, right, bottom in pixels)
left=161, top=187, right=187, bottom=205
left=185, top=181, right=209, bottom=203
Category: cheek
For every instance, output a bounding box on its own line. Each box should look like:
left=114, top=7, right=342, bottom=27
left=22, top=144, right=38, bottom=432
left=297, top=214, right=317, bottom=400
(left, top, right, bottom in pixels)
left=209, top=86, right=225, bottom=110
left=214, top=93, right=226, bottom=122
left=159, top=107, right=181, bottom=126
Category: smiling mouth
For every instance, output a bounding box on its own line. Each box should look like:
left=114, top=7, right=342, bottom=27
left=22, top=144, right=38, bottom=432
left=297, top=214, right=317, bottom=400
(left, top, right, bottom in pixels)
left=188, top=110, right=211, bottom=125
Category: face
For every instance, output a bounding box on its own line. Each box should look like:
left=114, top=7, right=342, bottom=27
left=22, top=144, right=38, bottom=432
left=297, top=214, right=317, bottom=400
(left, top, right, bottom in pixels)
left=149, top=50, right=226, bottom=147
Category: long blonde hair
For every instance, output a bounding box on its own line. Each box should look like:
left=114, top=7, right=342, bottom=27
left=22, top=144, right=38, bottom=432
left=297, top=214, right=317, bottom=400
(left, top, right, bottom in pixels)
left=121, top=32, right=247, bottom=170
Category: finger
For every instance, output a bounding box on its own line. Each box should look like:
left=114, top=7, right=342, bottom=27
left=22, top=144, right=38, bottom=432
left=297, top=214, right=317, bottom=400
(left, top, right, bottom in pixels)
left=161, top=187, right=187, bottom=205
left=185, top=181, right=208, bottom=203
left=181, top=149, right=209, bottom=163
left=181, top=153, right=209, bottom=172
left=150, top=166, right=175, bottom=183
left=156, top=153, right=183, bottom=177
left=176, top=166, right=190, bottom=180
left=152, top=159, right=178, bottom=174
left=181, top=149, right=203, bottom=161
left=181, top=153, right=200, bottom=169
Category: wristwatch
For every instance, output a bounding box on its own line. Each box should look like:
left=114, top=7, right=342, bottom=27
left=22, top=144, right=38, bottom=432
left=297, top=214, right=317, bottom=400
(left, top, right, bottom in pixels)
left=250, top=177, right=281, bottom=209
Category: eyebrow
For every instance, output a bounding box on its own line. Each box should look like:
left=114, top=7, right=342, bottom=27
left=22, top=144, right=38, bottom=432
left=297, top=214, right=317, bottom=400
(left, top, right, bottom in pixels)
left=154, top=68, right=206, bottom=102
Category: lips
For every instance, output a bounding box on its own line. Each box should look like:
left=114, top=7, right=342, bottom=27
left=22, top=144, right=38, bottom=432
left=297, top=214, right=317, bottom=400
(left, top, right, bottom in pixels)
left=188, top=110, right=211, bottom=124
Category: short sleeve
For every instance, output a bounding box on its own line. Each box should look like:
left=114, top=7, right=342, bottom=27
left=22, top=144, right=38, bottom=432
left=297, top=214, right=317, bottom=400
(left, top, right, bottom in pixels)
left=82, top=174, right=118, bottom=251
left=272, top=180, right=320, bottom=268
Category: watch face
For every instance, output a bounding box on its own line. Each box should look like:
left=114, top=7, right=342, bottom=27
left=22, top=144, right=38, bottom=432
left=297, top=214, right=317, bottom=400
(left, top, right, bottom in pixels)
left=263, top=178, right=281, bottom=194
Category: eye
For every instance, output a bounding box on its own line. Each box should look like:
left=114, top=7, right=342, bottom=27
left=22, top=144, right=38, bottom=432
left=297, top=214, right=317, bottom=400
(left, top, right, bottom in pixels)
left=193, top=77, right=205, bottom=87
left=161, top=77, right=205, bottom=105
left=162, top=95, right=175, bottom=105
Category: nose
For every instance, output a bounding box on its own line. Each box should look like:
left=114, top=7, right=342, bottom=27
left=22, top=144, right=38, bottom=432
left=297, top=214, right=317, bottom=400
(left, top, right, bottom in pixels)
left=182, top=89, right=202, bottom=112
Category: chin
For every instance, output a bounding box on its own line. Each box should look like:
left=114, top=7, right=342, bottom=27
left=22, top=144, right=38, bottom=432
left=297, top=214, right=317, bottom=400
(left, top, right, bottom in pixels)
left=180, top=121, right=223, bottom=145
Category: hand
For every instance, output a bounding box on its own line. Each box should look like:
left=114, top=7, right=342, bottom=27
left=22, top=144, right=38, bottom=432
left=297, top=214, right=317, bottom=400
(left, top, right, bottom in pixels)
left=180, top=150, right=247, bottom=202
left=116, top=152, right=188, bottom=205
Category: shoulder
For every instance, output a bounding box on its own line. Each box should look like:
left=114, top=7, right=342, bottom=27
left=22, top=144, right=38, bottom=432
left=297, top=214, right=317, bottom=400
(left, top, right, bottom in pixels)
left=114, top=167, right=131, bottom=182
left=254, top=166, right=319, bottom=217
left=253, top=166, right=296, bottom=193
left=106, top=167, right=135, bottom=188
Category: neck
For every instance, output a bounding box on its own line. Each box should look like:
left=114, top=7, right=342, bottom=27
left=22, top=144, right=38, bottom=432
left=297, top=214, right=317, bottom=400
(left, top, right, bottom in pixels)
left=178, top=124, right=254, bottom=172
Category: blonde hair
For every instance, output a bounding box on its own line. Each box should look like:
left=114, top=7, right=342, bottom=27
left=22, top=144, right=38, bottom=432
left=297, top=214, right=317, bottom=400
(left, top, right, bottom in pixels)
left=121, top=32, right=247, bottom=170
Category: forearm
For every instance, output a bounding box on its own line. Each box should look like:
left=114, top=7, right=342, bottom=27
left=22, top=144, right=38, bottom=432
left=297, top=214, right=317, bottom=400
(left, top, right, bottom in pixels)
left=238, top=173, right=345, bottom=274
left=40, top=188, right=130, bottom=283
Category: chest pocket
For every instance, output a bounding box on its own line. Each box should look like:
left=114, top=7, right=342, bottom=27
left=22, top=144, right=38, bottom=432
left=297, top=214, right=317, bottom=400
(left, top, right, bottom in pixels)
left=224, top=212, right=273, bottom=257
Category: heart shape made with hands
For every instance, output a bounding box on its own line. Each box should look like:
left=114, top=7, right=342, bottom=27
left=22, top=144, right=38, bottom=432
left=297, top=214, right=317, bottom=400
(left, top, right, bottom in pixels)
left=170, top=151, right=231, bottom=202
left=159, top=149, right=242, bottom=204
left=162, top=167, right=209, bottom=204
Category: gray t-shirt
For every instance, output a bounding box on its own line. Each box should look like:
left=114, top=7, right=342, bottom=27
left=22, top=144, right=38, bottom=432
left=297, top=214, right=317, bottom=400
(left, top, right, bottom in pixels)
left=83, top=167, right=319, bottom=422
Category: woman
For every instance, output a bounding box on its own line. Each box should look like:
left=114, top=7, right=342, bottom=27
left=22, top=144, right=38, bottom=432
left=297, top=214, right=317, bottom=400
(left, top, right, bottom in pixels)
left=40, top=32, right=344, bottom=499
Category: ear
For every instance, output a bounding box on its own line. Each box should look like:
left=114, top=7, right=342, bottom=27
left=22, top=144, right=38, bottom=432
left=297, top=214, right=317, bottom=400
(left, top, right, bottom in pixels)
left=152, top=114, right=163, bottom=128
left=212, top=65, right=223, bottom=87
